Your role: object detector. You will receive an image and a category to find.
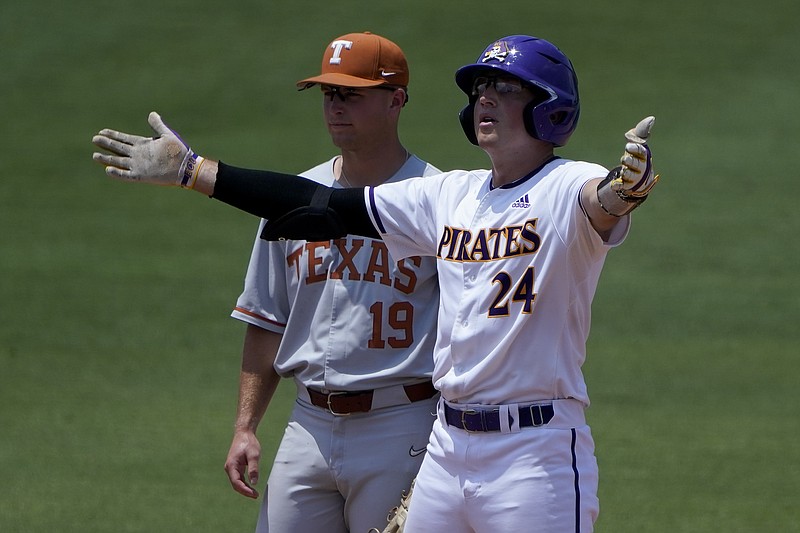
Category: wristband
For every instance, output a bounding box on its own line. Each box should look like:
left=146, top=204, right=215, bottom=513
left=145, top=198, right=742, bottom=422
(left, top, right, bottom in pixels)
left=597, top=167, right=647, bottom=217
left=179, top=150, right=205, bottom=189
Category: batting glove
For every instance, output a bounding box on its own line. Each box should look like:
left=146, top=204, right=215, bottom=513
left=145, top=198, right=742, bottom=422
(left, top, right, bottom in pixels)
left=611, top=115, right=659, bottom=197
left=92, top=112, right=205, bottom=188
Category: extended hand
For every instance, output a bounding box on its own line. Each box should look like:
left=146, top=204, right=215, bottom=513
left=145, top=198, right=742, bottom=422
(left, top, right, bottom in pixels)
left=613, top=116, right=659, bottom=197
left=92, top=112, right=204, bottom=188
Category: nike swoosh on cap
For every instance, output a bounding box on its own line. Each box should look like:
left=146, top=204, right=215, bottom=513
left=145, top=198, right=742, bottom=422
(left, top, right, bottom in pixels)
left=380, top=69, right=397, bottom=77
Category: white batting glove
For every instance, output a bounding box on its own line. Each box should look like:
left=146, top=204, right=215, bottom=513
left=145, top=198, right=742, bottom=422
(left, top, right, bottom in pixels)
left=611, top=116, right=659, bottom=197
left=92, top=112, right=205, bottom=188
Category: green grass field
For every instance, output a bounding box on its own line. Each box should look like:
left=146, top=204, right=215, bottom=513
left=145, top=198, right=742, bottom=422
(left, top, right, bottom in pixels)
left=2, top=0, right=798, bottom=531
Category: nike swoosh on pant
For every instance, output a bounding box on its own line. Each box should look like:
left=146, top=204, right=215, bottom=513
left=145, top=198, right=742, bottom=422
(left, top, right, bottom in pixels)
left=409, top=445, right=427, bottom=457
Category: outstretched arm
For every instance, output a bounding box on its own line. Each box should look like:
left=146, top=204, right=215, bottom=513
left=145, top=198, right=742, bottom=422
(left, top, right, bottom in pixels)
left=581, top=116, right=660, bottom=237
left=91, top=112, right=378, bottom=240
left=92, top=112, right=205, bottom=189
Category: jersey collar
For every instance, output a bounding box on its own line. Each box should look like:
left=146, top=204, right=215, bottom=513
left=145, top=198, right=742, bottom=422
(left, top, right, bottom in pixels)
left=489, top=156, right=560, bottom=190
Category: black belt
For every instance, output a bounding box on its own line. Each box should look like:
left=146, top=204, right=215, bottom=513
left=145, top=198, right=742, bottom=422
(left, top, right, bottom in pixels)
left=444, top=403, right=554, bottom=432
left=307, top=381, right=438, bottom=415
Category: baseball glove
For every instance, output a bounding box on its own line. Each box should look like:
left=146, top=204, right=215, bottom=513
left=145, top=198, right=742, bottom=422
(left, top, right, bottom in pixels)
left=369, top=479, right=415, bottom=533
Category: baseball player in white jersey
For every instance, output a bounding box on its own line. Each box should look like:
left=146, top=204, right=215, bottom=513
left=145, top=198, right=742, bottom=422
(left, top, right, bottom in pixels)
left=93, top=34, right=660, bottom=533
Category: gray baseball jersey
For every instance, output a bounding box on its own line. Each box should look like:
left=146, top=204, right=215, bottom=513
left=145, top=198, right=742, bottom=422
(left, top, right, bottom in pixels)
left=232, top=155, right=441, bottom=391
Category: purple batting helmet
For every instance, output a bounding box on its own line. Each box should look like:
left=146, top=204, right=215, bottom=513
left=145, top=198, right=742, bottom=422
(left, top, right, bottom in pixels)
left=455, top=35, right=580, bottom=147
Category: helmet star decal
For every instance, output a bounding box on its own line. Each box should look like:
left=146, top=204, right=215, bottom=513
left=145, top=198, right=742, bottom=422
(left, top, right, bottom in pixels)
left=481, top=41, right=518, bottom=63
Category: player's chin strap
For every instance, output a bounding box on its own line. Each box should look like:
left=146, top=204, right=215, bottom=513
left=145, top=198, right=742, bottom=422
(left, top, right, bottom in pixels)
left=596, top=166, right=661, bottom=217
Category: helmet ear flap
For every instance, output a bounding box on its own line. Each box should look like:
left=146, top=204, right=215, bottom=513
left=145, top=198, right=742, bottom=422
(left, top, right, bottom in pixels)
left=522, top=100, right=540, bottom=142
left=459, top=101, right=479, bottom=146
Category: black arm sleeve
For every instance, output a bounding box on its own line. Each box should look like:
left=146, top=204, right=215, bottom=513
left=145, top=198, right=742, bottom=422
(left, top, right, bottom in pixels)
left=211, top=161, right=380, bottom=240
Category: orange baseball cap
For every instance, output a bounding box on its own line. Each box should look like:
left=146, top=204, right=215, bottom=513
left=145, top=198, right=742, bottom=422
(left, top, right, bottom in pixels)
left=297, top=32, right=409, bottom=89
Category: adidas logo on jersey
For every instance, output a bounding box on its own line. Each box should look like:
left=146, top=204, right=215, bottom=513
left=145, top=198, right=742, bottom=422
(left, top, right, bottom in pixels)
left=511, top=194, right=530, bottom=209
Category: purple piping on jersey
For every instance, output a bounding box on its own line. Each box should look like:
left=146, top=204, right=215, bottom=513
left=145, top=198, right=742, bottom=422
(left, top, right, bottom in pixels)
left=368, top=187, right=387, bottom=233
left=490, top=156, right=560, bottom=190
left=571, top=427, right=581, bottom=533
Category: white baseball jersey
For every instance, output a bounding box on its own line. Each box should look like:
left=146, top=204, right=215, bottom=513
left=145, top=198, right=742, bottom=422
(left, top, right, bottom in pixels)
left=366, top=156, right=630, bottom=406
left=232, top=155, right=441, bottom=391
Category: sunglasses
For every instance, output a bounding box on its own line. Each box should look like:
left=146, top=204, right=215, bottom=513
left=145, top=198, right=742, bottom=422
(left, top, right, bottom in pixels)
left=471, top=76, right=527, bottom=97
left=320, top=85, right=403, bottom=102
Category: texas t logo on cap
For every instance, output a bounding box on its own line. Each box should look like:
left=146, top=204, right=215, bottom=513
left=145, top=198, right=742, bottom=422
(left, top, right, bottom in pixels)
left=328, top=39, right=353, bottom=65
left=297, top=32, right=409, bottom=89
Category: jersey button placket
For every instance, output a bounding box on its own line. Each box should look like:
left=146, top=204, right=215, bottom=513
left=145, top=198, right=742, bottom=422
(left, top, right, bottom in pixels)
left=461, top=264, right=478, bottom=330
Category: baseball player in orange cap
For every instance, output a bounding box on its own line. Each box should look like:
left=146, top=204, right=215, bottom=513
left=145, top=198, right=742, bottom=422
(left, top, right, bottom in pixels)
left=226, top=31, right=442, bottom=533
left=98, top=32, right=441, bottom=532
